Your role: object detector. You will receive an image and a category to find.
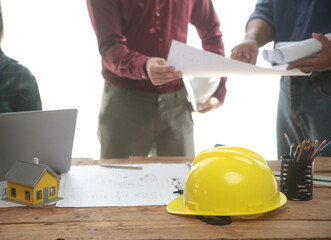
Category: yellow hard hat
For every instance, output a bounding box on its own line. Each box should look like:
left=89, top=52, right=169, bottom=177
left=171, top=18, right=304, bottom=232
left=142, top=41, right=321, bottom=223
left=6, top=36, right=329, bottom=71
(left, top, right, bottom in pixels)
left=167, top=147, right=287, bottom=217
left=192, top=146, right=267, bottom=166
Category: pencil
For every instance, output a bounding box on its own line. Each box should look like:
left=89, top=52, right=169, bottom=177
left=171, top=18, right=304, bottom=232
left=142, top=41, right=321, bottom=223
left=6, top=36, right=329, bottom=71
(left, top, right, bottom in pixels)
left=306, top=141, right=315, bottom=161
left=289, top=143, right=295, bottom=161
left=293, top=144, right=301, bottom=162
left=99, top=164, right=143, bottom=170
left=311, top=140, right=331, bottom=160
left=296, top=139, right=306, bottom=162
left=306, top=139, right=311, bottom=147
left=310, top=139, right=327, bottom=160
left=300, top=146, right=308, bottom=162
left=284, top=132, right=292, bottom=148
left=301, top=139, right=311, bottom=162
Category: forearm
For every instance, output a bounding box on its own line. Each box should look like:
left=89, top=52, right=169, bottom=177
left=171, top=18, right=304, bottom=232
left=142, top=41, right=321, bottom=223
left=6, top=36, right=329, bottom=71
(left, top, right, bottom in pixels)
left=101, top=45, right=149, bottom=80
left=245, top=18, right=273, bottom=47
left=87, top=0, right=148, bottom=80
left=212, top=78, right=227, bottom=104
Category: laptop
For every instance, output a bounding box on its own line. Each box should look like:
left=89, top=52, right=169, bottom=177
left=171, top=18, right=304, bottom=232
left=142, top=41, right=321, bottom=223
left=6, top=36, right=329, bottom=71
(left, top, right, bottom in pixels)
left=0, top=109, right=77, bottom=181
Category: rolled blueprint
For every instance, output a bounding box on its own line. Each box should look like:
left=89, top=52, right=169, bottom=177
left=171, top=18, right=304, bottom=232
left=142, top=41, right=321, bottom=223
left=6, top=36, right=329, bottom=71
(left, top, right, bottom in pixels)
left=263, top=33, right=331, bottom=64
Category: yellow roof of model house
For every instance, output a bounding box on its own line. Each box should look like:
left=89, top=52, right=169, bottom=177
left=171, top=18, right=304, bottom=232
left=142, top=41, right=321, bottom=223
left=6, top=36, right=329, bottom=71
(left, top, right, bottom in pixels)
left=5, top=161, right=60, bottom=187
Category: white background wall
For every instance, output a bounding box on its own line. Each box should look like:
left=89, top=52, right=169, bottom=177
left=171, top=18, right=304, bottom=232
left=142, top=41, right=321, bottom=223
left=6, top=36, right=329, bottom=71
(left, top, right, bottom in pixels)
left=1, top=0, right=280, bottom=160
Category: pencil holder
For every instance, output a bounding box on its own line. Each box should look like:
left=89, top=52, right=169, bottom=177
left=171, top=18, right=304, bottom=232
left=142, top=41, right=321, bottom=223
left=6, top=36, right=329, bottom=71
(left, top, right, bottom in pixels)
left=280, top=155, right=313, bottom=201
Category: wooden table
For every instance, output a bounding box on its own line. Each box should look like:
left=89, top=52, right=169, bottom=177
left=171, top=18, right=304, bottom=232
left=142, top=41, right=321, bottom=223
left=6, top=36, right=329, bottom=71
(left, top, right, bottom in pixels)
left=1, top=157, right=330, bottom=239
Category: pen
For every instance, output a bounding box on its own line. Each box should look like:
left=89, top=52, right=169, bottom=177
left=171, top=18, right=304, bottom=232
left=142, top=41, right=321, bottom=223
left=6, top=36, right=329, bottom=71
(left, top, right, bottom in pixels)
left=289, top=143, right=295, bottom=161
left=100, top=164, right=143, bottom=170
left=241, top=51, right=251, bottom=61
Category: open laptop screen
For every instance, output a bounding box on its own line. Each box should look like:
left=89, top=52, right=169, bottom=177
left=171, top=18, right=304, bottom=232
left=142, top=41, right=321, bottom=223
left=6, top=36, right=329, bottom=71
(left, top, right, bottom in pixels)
left=0, top=109, right=77, bottom=181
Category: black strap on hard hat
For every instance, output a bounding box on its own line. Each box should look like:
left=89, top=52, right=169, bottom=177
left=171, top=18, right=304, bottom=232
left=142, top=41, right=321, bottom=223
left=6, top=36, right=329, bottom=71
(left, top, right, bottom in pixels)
left=197, top=216, right=232, bottom=225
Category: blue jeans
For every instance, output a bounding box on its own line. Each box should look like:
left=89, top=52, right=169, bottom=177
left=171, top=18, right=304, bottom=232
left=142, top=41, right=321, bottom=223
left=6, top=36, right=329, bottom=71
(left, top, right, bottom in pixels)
left=277, top=72, right=331, bottom=158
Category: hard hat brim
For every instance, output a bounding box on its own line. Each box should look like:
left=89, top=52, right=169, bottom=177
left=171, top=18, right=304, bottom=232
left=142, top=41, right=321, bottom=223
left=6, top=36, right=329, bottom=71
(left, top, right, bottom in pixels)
left=167, top=195, right=192, bottom=215
left=167, top=193, right=287, bottom=216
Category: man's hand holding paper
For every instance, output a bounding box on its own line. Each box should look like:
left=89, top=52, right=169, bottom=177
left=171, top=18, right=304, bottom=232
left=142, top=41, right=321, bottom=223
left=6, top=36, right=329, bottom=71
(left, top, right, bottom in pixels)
left=145, top=57, right=183, bottom=86
left=287, top=33, right=331, bottom=72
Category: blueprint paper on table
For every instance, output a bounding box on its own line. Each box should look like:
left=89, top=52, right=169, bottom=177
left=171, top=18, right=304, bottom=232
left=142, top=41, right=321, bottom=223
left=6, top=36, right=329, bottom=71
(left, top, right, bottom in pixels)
left=263, top=33, right=331, bottom=64
left=56, top=164, right=190, bottom=207
left=167, top=40, right=309, bottom=78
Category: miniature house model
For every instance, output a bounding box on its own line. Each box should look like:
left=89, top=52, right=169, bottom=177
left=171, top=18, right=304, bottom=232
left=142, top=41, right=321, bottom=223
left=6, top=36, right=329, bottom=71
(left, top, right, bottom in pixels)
left=4, top=160, right=62, bottom=207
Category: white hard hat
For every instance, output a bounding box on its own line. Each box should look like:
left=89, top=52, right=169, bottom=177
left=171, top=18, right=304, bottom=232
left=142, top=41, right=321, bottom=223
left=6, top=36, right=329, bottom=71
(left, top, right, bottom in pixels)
left=183, top=76, right=220, bottom=111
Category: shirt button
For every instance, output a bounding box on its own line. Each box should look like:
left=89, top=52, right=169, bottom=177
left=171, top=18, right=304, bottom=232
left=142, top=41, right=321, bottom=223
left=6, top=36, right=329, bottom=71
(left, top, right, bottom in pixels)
left=159, top=37, right=163, bottom=42
left=141, top=75, right=146, bottom=79
left=157, top=96, right=162, bottom=102
left=156, top=12, right=160, bottom=17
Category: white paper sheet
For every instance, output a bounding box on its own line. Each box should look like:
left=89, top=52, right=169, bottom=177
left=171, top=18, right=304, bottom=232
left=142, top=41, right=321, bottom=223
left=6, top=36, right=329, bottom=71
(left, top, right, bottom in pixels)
left=167, top=40, right=309, bottom=77
left=0, top=199, right=23, bottom=208
left=56, top=164, right=190, bottom=207
left=182, top=76, right=198, bottom=111
left=275, top=41, right=297, bottom=48
left=263, top=33, right=331, bottom=64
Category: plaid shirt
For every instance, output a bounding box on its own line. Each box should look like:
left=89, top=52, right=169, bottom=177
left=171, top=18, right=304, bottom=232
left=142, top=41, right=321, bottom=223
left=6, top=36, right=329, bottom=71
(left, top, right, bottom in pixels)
left=0, top=51, right=42, bottom=113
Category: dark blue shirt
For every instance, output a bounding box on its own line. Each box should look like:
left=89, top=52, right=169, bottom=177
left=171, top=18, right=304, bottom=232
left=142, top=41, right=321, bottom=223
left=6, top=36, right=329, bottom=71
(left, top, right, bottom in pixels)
left=249, top=0, right=331, bottom=44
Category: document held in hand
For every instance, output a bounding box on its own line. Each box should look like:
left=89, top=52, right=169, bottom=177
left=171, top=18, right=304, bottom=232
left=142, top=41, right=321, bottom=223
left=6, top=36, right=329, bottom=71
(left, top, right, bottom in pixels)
left=263, top=33, right=331, bottom=65
left=167, top=40, right=309, bottom=78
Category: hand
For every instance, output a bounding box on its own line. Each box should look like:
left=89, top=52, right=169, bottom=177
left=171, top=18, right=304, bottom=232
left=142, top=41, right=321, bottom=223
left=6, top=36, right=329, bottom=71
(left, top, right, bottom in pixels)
left=197, top=97, right=223, bottom=113
left=230, top=39, right=259, bottom=65
left=287, top=33, right=331, bottom=72
left=145, top=57, right=183, bottom=86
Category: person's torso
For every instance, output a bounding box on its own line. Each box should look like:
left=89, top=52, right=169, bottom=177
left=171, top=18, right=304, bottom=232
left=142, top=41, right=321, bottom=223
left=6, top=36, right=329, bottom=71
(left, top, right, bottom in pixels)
left=272, top=0, right=331, bottom=43
left=118, top=0, right=195, bottom=58
left=0, top=52, right=42, bottom=113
